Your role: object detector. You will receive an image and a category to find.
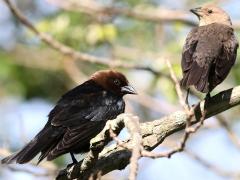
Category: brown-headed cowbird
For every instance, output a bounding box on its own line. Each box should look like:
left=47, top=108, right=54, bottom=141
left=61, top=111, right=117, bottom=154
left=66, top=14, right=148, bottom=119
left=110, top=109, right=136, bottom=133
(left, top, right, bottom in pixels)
left=1, top=70, right=136, bottom=164
left=180, top=5, right=239, bottom=98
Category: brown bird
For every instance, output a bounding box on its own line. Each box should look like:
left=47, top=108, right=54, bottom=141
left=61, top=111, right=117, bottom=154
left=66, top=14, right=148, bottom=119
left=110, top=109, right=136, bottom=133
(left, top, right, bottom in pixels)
left=180, top=4, right=239, bottom=99
left=1, top=70, right=137, bottom=164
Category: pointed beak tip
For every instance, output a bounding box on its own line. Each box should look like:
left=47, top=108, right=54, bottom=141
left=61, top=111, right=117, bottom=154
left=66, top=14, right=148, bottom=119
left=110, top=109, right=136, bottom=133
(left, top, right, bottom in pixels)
left=190, top=9, right=195, bottom=13
left=190, top=7, right=201, bottom=16
left=121, top=85, right=137, bottom=95
left=132, top=91, right=138, bottom=95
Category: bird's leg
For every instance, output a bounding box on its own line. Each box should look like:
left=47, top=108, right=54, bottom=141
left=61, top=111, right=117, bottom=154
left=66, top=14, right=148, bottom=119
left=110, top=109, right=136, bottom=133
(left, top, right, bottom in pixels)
left=205, top=92, right=211, bottom=104
left=70, top=152, right=78, bottom=164
left=185, top=88, right=190, bottom=108
left=66, top=153, right=78, bottom=168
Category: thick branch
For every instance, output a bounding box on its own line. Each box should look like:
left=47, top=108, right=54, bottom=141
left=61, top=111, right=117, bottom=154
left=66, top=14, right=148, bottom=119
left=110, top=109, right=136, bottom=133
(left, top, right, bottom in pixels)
left=57, top=86, right=240, bottom=179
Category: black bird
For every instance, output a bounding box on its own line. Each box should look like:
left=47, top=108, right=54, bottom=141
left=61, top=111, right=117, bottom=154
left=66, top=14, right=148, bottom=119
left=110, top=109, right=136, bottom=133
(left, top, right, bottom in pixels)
left=181, top=4, right=239, bottom=99
left=1, top=70, right=137, bottom=164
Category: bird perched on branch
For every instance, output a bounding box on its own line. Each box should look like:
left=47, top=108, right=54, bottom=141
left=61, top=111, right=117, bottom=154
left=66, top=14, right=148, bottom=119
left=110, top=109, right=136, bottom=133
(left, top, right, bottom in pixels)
left=1, top=70, right=137, bottom=164
left=180, top=4, right=239, bottom=100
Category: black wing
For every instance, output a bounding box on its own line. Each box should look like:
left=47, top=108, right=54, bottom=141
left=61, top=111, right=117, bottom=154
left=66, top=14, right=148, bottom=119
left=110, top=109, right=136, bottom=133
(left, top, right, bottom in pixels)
left=2, top=80, right=125, bottom=164
left=46, top=93, right=125, bottom=160
left=43, top=80, right=125, bottom=160
left=48, top=80, right=103, bottom=119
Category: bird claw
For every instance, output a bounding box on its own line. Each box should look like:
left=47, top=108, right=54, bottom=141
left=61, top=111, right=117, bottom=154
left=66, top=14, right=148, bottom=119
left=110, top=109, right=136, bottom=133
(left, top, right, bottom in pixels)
left=67, top=162, right=77, bottom=168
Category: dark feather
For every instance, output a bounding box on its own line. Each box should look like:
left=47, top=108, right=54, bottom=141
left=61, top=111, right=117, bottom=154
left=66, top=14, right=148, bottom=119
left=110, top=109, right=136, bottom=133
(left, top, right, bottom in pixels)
left=1, top=125, right=63, bottom=164
left=181, top=23, right=238, bottom=93
left=1, top=139, right=39, bottom=164
left=47, top=94, right=124, bottom=160
left=1, top=71, right=130, bottom=164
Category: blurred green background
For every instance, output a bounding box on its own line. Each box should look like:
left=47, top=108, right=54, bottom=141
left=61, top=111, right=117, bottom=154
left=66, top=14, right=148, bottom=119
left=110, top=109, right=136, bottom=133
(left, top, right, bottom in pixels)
left=0, top=0, right=240, bottom=180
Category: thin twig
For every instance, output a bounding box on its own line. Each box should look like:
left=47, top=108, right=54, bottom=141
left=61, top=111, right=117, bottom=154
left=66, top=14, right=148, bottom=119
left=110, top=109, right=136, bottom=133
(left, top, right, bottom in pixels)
left=56, top=85, right=240, bottom=179
left=47, top=0, right=240, bottom=29
left=3, top=0, right=162, bottom=75
left=140, top=105, right=206, bottom=159
left=185, top=149, right=240, bottom=179
left=0, top=148, right=57, bottom=177
left=57, top=114, right=126, bottom=180
left=109, top=115, right=142, bottom=180
left=217, top=115, right=240, bottom=149
left=5, top=165, right=56, bottom=177
left=165, top=59, right=189, bottom=112
left=185, top=86, right=240, bottom=150
left=124, top=115, right=142, bottom=180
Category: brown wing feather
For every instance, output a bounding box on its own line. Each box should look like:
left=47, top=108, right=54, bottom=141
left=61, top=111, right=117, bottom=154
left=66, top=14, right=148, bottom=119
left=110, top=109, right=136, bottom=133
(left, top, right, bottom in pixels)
left=181, top=24, right=238, bottom=93
left=181, top=27, right=199, bottom=75
left=181, top=27, right=206, bottom=90
left=209, top=30, right=239, bottom=90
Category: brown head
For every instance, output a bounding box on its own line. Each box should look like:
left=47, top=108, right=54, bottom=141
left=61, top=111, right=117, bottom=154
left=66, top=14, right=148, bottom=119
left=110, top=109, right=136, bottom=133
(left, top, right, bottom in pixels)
left=91, top=70, right=137, bottom=96
left=190, top=4, right=232, bottom=26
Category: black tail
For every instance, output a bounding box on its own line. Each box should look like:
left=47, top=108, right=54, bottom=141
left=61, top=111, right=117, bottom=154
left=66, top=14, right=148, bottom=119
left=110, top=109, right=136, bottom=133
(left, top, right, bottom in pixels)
left=1, top=125, right=61, bottom=164
left=1, top=137, right=42, bottom=164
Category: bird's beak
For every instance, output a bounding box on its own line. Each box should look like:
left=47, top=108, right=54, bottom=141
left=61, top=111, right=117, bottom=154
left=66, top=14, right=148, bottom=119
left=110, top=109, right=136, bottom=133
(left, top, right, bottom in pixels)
left=190, top=7, right=202, bottom=17
left=121, top=85, right=137, bottom=95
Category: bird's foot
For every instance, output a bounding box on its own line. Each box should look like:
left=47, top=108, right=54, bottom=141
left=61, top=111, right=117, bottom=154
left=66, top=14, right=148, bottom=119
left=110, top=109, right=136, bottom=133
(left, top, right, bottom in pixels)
left=204, top=92, right=211, bottom=104
left=185, top=88, right=191, bottom=108
left=67, top=163, right=76, bottom=168
left=70, top=152, right=78, bottom=165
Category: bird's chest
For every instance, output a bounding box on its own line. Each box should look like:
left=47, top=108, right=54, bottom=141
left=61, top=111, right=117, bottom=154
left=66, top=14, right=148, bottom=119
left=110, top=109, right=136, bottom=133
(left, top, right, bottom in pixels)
left=101, top=92, right=125, bottom=112
left=116, top=100, right=125, bottom=112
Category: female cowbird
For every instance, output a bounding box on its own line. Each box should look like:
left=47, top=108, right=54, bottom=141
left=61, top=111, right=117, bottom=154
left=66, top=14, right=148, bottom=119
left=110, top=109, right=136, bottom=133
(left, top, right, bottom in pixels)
left=181, top=5, right=239, bottom=98
left=1, top=70, right=136, bottom=164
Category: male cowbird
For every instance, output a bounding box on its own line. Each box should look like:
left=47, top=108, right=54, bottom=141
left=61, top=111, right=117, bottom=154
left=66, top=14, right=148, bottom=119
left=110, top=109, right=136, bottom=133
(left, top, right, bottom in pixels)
left=1, top=70, right=136, bottom=164
left=180, top=4, right=239, bottom=98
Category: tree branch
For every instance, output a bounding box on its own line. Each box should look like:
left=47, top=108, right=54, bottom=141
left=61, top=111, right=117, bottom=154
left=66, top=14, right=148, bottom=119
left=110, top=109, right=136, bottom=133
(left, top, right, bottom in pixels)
left=57, top=85, right=240, bottom=180
left=3, top=0, right=163, bottom=76
left=0, top=148, right=57, bottom=177
left=4, top=0, right=240, bottom=179
left=217, top=115, right=240, bottom=149
left=47, top=0, right=240, bottom=29
left=185, top=149, right=240, bottom=179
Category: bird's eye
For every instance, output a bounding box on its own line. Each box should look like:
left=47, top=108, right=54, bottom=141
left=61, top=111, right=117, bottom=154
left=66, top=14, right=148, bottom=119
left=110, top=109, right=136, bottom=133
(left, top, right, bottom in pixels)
left=208, top=9, right=213, bottom=14
left=113, top=79, right=121, bottom=86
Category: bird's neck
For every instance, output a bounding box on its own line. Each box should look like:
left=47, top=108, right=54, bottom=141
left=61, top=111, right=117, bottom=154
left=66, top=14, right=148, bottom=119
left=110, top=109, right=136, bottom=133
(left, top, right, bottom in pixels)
left=199, top=20, right=232, bottom=27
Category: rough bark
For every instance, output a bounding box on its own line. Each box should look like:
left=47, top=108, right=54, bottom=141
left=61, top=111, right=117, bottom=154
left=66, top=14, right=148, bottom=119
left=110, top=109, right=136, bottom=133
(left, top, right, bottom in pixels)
left=57, top=85, right=240, bottom=180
